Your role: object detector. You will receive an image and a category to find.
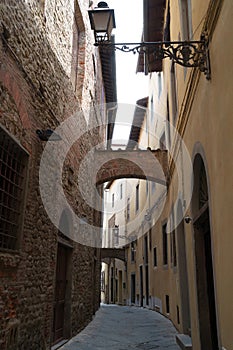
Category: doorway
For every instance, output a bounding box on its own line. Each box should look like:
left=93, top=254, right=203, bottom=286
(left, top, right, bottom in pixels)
left=139, top=265, right=143, bottom=306
left=52, top=244, right=71, bottom=345
left=131, top=273, right=136, bottom=304
left=145, top=265, right=149, bottom=306
left=194, top=207, right=218, bottom=349
left=177, top=201, right=190, bottom=334
left=192, top=155, right=218, bottom=349
left=118, top=270, right=123, bottom=304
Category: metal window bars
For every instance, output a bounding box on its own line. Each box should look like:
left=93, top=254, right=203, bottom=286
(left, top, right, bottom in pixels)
left=0, top=129, right=27, bottom=251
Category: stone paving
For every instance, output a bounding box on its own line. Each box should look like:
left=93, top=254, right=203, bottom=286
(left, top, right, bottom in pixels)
left=60, top=304, right=180, bottom=350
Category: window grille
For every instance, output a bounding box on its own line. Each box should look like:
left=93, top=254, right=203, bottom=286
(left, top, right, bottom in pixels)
left=0, top=128, right=28, bottom=251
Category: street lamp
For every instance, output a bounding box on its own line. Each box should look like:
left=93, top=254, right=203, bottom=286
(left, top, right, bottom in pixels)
left=112, top=225, right=136, bottom=243
left=88, top=2, right=210, bottom=79
left=88, top=1, right=116, bottom=43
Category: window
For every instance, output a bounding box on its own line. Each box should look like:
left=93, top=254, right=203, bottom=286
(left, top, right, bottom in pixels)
left=120, top=183, right=123, bottom=199
left=136, top=184, right=139, bottom=212
left=162, top=223, right=168, bottom=265
left=170, top=208, right=177, bottom=267
left=177, top=305, right=180, bottom=324
left=0, top=128, right=28, bottom=251
left=166, top=295, right=170, bottom=314
left=144, top=235, right=148, bottom=264
left=126, top=197, right=130, bottom=221
left=170, top=62, right=178, bottom=123
left=112, top=193, right=114, bottom=208
left=149, top=229, right=152, bottom=251
left=131, top=242, right=136, bottom=262
left=153, top=247, right=157, bottom=267
left=171, top=230, right=177, bottom=267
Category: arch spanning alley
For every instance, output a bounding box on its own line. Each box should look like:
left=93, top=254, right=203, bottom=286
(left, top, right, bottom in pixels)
left=95, top=149, right=168, bottom=185
left=101, top=248, right=126, bottom=262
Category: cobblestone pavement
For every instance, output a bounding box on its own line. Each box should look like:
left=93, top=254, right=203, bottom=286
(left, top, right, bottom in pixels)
left=60, top=304, right=180, bottom=350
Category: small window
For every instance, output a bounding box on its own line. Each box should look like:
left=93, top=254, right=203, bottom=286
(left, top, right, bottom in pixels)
left=136, top=184, right=139, bottom=212
left=166, top=97, right=171, bottom=147
left=131, top=242, right=136, bottom=262
left=166, top=295, right=170, bottom=314
left=171, top=62, right=178, bottom=123
left=126, top=198, right=130, bottom=221
left=153, top=247, right=157, bottom=267
left=171, top=231, right=177, bottom=267
left=0, top=128, right=28, bottom=251
left=149, top=229, right=152, bottom=251
left=177, top=305, right=180, bottom=324
left=162, top=223, right=168, bottom=265
left=120, top=183, right=123, bottom=199
left=144, top=235, right=148, bottom=264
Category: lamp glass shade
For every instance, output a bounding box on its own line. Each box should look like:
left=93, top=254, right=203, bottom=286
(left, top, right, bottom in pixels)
left=89, top=8, right=115, bottom=41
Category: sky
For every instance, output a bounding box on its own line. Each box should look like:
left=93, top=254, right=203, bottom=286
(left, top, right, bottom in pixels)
left=106, top=0, right=149, bottom=144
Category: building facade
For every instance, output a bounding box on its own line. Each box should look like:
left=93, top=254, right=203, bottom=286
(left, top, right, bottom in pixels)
left=103, top=1, right=233, bottom=350
left=0, top=0, right=116, bottom=349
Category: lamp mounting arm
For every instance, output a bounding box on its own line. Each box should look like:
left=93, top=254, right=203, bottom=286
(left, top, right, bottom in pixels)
left=96, top=35, right=211, bottom=80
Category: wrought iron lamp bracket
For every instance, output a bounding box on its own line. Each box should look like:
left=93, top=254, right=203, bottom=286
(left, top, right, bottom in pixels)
left=96, top=34, right=211, bottom=80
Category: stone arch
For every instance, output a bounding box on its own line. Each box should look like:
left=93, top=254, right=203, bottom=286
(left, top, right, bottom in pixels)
left=95, top=149, right=168, bottom=186
left=101, top=248, right=126, bottom=262
left=191, top=150, right=219, bottom=350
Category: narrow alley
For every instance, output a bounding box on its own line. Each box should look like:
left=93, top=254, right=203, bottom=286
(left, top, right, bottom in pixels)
left=1, top=1, right=233, bottom=350
left=60, top=305, right=179, bottom=350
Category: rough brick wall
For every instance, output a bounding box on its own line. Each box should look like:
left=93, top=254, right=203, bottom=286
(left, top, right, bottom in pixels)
left=0, top=0, right=103, bottom=349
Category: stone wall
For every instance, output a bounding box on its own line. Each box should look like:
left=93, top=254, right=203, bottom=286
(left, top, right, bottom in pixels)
left=0, top=0, right=104, bottom=349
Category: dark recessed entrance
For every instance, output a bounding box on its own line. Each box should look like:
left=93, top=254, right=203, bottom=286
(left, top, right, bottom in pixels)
left=52, top=243, right=71, bottom=345
left=193, top=155, right=218, bottom=349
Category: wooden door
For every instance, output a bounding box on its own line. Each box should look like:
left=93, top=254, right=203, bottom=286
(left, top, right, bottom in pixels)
left=52, top=244, right=68, bottom=344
